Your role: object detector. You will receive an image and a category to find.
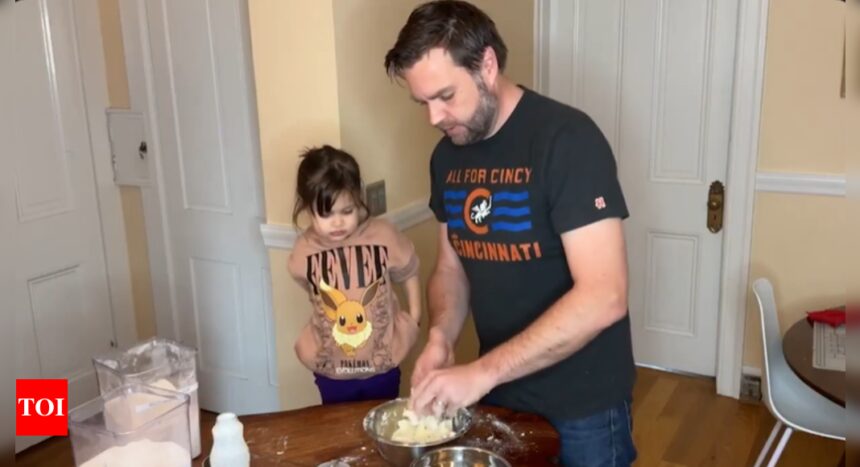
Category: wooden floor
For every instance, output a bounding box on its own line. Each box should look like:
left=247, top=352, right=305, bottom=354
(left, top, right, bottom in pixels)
left=16, top=368, right=845, bottom=466
left=629, top=368, right=844, bottom=467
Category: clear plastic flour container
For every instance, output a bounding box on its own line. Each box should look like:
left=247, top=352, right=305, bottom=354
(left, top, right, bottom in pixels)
left=69, top=384, right=191, bottom=467
left=92, top=337, right=201, bottom=457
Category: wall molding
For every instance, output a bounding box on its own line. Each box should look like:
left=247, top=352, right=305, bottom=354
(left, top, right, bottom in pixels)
left=755, top=171, right=847, bottom=197
left=75, top=0, right=139, bottom=350
left=713, top=0, right=770, bottom=399
left=533, top=0, right=551, bottom=92
left=259, top=223, right=299, bottom=250
left=260, top=199, right=434, bottom=250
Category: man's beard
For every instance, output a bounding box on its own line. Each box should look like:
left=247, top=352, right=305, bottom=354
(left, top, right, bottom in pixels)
left=438, top=76, right=499, bottom=145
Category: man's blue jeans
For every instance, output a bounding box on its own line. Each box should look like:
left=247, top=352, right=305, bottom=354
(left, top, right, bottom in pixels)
left=550, top=399, right=637, bottom=467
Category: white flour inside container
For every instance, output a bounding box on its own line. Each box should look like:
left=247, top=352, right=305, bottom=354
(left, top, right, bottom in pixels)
left=80, top=439, right=189, bottom=467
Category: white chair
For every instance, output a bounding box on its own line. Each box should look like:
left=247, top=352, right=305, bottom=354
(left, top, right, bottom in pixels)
left=751, top=278, right=846, bottom=467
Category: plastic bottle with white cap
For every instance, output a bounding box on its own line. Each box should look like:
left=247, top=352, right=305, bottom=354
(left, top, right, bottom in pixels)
left=208, top=412, right=250, bottom=467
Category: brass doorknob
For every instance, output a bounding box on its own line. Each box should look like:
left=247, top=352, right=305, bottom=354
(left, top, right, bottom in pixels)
left=707, top=181, right=724, bottom=233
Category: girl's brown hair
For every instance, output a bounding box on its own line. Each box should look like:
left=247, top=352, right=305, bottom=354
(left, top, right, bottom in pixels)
left=292, top=145, right=369, bottom=226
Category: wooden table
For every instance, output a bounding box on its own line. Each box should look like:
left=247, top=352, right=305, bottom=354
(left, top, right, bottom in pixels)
left=782, top=318, right=845, bottom=406
left=193, top=400, right=560, bottom=466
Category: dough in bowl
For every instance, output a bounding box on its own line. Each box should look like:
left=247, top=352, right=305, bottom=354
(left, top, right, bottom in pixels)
left=390, top=409, right=454, bottom=444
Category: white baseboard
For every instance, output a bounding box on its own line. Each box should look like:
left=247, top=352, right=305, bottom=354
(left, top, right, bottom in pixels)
left=742, top=365, right=762, bottom=378
left=260, top=199, right=434, bottom=250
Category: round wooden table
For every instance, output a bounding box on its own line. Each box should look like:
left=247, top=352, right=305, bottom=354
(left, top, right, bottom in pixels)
left=782, top=319, right=845, bottom=406
left=193, top=400, right=560, bottom=466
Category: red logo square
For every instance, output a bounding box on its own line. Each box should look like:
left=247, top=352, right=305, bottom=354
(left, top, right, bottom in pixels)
left=16, top=379, right=68, bottom=436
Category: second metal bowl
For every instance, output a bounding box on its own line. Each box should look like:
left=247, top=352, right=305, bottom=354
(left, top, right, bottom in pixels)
left=410, top=446, right=511, bottom=467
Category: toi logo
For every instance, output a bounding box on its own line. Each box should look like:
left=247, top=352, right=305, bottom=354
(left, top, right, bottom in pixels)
left=16, top=379, right=68, bottom=436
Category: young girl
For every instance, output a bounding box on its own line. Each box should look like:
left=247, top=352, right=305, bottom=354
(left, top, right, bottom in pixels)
left=288, top=145, right=422, bottom=404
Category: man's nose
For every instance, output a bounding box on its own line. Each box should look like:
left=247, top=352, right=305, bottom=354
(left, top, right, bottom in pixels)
left=428, top=102, right=445, bottom=127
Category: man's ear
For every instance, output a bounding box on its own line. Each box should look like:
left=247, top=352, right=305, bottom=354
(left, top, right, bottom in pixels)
left=481, top=46, right=499, bottom=86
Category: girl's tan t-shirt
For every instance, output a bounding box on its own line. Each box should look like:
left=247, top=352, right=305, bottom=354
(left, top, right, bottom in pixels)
left=288, top=218, right=420, bottom=380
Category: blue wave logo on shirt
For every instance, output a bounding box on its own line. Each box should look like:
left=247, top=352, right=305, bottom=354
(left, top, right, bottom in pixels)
left=444, top=188, right=532, bottom=234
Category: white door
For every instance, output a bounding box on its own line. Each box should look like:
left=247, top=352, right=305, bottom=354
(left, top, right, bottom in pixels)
left=7, top=0, right=117, bottom=450
left=133, top=0, right=279, bottom=413
left=540, top=0, right=739, bottom=376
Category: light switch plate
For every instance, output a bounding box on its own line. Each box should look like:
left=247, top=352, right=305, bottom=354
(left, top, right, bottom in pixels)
left=366, top=180, right=386, bottom=216
left=106, top=109, right=150, bottom=187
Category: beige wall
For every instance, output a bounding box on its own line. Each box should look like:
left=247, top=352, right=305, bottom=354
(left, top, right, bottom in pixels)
left=97, top=0, right=156, bottom=341
left=742, top=0, right=849, bottom=369
left=743, top=194, right=847, bottom=368
left=248, top=0, right=344, bottom=409
left=249, top=0, right=534, bottom=407
left=756, top=0, right=845, bottom=174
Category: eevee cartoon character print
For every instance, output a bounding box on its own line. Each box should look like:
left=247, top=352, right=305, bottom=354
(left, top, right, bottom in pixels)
left=319, top=278, right=379, bottom=357
left=304, top=244, right=394, bottom=376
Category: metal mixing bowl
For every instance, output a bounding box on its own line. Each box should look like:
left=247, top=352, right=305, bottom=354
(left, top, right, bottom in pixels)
left=410, top=446, right=511, bottom=467
left=363, top=398, right=473, bottom=466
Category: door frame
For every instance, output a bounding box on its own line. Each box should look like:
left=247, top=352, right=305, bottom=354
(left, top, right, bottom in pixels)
left=72, top=0, right=138, bottom=349
left=534, top=0, right=771, bottom=398
left=116, top=0, right=181, bottom=341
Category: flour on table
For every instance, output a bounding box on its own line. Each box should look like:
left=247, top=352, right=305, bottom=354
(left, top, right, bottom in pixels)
left=390, top=409, right=454, bottom=444
left=317, top=461, right=350, bottom=467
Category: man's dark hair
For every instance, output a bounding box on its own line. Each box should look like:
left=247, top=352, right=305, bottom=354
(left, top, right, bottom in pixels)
left=384, top=0, right=508, bottom=78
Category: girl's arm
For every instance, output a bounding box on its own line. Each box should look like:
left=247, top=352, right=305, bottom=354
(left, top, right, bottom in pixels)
left=403, top=273, right=422, bottom=324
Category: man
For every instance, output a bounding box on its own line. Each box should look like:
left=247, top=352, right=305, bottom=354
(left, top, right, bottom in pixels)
left=385, top=1, right=637, bottom=466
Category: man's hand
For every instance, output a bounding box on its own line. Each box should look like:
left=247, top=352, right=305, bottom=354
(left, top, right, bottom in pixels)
left=409, top=360, right=496, bottom=417
left=411, top=223, right=470, bottom=394
left=410, top=328, right=455, bottom=390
